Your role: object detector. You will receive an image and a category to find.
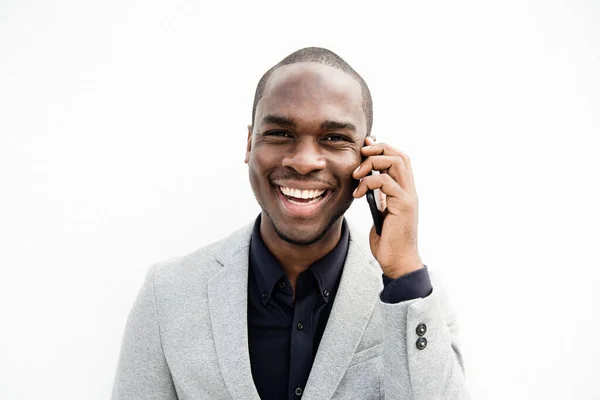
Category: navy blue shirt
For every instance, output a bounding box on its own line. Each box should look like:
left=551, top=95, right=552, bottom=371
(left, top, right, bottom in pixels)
left=247, top=215, right=432, bottom=400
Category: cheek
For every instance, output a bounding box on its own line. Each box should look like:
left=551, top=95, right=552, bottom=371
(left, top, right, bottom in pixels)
left=339, top=156, right=362, bottom=184
left=249, top=146, right=278, bottom=181
left=337, top=157, right=362, bottom=192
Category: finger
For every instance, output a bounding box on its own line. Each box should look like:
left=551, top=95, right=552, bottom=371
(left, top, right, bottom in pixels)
left=353, top=155, right=406, bottom=179
left=364, top=136, right=376, bottom=146
left=379, top=190, right=387, bottom=211
left=395, top=150, right=415, bottom=190
left=353, top=173, right=405, bottom=199
left=361, top=143, right=413, bottom=173
left=353, top=155, right=413, bottom=193
left=361, top=143, right=416, bottom=190
left=361, top=141, right=403, bottom=157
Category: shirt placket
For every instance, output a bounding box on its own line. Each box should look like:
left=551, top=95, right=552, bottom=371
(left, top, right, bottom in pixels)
left=288, top=274, right=316, bottom=399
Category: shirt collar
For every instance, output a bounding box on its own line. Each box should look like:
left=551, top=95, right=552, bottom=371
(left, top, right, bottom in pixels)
left=249, top=214, right=350, bottom=305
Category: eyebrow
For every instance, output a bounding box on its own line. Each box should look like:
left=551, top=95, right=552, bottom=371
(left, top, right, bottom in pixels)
left=262, top=115, right=296, bottom=128
left=262, top=115, right=357, bottom=133
left=320, top=120, right=357, bottom=132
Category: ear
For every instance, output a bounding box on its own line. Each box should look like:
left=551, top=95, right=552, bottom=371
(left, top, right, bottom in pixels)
left=244, top=125, right=253, bottom=164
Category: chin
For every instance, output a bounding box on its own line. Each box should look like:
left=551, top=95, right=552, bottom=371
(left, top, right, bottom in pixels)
left=276, top=228, right=326, bottom=246
left=266, top=212, right=341, bottom=246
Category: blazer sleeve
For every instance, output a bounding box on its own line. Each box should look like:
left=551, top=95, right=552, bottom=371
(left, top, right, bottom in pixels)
left=379, top=269, right=470, bottom=400
left=111, top=265, right=178, bottom=400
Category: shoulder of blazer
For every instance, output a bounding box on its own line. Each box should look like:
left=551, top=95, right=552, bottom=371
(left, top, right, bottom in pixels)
left=149, top=220, right=256, bottom=286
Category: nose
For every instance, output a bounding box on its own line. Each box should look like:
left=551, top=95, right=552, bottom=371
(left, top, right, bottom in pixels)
left=281, top=138, right=326, bottom=175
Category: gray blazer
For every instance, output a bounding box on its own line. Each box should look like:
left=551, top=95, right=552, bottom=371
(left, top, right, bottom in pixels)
left=112, top=221, right=469, bottom=399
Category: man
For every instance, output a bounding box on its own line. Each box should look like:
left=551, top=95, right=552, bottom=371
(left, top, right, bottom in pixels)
left=112, top=47, right=469, bottom=400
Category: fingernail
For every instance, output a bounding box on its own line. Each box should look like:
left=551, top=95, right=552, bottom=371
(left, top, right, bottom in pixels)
left=353, top=187, right=358, bottom=195
left=353, top=165, right=361, bottom=174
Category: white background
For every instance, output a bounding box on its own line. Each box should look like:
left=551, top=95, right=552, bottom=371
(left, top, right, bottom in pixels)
left=1, top=0, right=599, bottom=399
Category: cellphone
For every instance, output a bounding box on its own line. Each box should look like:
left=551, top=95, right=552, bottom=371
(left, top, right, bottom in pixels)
left=362, top=145, right=384, bottom=235
left=366, top=184, right=384, bottom=235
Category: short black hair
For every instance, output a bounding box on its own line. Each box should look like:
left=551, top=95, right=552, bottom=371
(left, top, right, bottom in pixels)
left=251, top=47, right=373, bottom=136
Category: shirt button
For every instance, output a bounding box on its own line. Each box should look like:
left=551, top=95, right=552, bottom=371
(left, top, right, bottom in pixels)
left=416, top=323, right=427, bottom=336
left=261, top=292, right=268, bottom=300
left=278, top=280, right=287, bottom=289
left=297, top=322, right=304, bottom=331
left=416, top=337, right=427, bottom=350
left=323, top=289, right=330, bottom=297
left=294, top=387, right=303, bottom=396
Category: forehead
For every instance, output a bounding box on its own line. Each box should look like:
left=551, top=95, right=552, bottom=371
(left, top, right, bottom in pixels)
left=256, top=63, right=366, bottom=133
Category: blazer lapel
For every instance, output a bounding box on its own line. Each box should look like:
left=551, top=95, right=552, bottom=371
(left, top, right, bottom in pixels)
left=207, top=224, right=261, bottom=400
left=301, top=235, right=382, bottom=400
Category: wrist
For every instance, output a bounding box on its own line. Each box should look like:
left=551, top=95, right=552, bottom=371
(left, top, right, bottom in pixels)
left=383, top=256, right=424, bottom=279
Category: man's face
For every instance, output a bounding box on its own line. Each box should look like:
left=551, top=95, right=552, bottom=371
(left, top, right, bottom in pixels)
left=246, top=62, right=367, bottom=245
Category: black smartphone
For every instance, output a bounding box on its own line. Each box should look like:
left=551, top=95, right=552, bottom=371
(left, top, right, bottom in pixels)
left=366, top=184, right=384, bottom=235
left=362, top=146, right=384, bottom=235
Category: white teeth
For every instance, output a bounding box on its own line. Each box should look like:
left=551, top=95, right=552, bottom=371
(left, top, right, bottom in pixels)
left=288, top=197, right=322, bottom=205
left=280, top=186, right=326, bottom=199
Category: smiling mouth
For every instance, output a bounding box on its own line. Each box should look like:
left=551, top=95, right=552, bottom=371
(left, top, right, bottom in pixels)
left=279, top=186, right=329, bottom=204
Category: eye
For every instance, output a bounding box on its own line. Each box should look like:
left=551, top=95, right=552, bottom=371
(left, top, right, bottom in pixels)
left=324, top=134, right=351, bottom=142
left=264, top=130, right=292, bottom=138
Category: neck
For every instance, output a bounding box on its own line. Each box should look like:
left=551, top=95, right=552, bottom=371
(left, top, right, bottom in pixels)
left=259, top=214, right=343, bottom=291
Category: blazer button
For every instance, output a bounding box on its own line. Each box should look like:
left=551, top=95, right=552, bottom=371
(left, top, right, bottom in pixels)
left=416, top=337, right=427, bottom=350
left=416, top=323, right=427, bottom=336
left=295, top=387, right=303, bottom=396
